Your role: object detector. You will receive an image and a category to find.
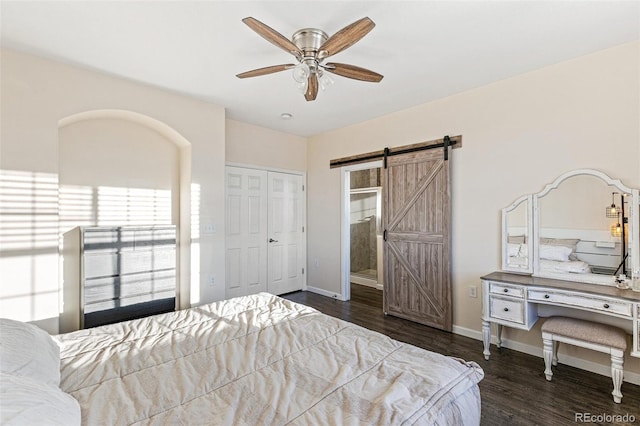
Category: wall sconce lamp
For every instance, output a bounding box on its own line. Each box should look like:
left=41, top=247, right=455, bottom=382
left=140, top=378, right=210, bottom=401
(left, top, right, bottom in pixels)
left=606, top=192, right=619, bottom=218
left=606, top=192, right=628, bottom=276
left=611, top=216, right=623, bottom=237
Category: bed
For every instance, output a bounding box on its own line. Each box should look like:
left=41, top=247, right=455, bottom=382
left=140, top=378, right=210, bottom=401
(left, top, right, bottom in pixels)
left=2, top=293, right=484, bottom=425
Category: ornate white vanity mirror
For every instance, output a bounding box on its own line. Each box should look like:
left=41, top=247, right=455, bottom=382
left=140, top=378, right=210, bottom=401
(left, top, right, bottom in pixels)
left=502, top=195, right=533, bottom=273
left=502, top=169, right=639, bottom=286
left=532, top=169, right=639, bottom=286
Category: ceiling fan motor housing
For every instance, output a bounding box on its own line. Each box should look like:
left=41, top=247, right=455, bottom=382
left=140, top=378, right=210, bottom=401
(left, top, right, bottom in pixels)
left=292, top=28, right=328, bottom=71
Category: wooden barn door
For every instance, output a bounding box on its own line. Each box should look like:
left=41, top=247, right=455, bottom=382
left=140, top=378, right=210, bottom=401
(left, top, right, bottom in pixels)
left=383, top=148, right=451, bottom=331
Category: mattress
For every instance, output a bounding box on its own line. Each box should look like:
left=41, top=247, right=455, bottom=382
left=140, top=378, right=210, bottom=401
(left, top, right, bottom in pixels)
left=56, top=293, right=484, bottom=425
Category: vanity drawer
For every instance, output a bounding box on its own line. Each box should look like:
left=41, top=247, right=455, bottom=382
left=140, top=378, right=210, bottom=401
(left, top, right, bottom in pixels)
left=528, top=289, right=633, bottom=318
left=489, top=282, right=524, bottom=298
left=489, top=296, right=525, bottom=324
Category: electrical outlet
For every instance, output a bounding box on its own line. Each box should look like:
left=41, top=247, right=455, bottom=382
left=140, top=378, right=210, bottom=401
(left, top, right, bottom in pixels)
left=469, top=286, right=477, bottom=298
left=209, top=275, right=216, bottom=286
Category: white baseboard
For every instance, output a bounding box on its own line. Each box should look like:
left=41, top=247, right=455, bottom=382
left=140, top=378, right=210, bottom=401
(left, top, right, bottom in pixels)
left=452, top=325, right=640, bottom=386
left=350, top=275, right=383, bottom=290
left=306, top=286, right=346, bottom=301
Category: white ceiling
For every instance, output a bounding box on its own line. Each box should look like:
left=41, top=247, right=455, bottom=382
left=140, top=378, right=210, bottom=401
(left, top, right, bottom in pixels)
left=2, top=1, right=638, bottom=137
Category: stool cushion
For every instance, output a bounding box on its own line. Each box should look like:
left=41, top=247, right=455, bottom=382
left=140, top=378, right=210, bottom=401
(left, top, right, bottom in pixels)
left=541, top=316, right=627, bottom=350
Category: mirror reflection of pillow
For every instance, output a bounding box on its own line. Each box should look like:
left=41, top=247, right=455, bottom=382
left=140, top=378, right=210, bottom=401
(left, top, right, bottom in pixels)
left=508, top=235, right=526, bottom=244
left=539, top=244, right=572, bottom=262
left=540, top=238, right=580, bottom=261
left=508, top=243, right=521, bottom=257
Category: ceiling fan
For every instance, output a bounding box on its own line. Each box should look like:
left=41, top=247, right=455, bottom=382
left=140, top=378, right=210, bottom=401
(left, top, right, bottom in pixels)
left=236, top=17, right=383, bottom=101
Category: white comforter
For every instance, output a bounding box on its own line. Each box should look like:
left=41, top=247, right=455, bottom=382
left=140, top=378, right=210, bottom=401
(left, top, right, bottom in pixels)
left=56, top=293, right=484, bottom=425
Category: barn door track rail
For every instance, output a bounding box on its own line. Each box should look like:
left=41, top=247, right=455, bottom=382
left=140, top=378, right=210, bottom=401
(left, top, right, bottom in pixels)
left=329, top=135, right=462, bottom=169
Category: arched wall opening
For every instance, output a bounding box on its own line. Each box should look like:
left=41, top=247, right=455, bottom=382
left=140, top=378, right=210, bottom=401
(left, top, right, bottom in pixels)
left=58, top=109, right=192, bottom=315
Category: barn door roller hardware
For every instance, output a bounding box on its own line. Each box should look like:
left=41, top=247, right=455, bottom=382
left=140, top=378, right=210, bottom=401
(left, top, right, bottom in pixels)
left=382, top=135, right=455, bottom=168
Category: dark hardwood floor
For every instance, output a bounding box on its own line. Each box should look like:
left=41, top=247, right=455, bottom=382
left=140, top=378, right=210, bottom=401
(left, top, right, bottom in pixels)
left=283, top=284, right=640, bottom=425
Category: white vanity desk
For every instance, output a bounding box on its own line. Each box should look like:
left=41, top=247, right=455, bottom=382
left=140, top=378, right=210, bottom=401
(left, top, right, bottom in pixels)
left=484, top=168, right=640, bottom=362
left=481, top=271, right=640, bottom=360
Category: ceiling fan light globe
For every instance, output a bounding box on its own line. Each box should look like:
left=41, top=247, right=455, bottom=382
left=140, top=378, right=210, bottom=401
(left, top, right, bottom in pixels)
left=292, top=63, right=310, bottom=83
left=319, top=73, right=334, bottom=91
left=295, top=79, right=308, bottom=94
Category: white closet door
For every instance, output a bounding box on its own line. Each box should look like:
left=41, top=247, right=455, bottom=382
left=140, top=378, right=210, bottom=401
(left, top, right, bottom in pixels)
left=225, top=167, right=268, bottom=298
left=267, top=172, right=304, bottom=295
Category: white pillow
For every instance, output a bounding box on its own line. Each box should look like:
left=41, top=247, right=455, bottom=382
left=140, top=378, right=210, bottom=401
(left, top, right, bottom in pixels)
left=0, top=318, right=60, bottom=386
left=0, top=373, right=80, bottom=426
left=539, top=244, right=572, bottom=262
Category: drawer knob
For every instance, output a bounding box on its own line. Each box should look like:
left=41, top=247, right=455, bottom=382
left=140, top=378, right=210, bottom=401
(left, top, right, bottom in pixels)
left=503, top=307, right=509, bottom=312
left=544, top=294, right=550, bottom=299
left=604, top=304, right=610, bottom=309
left=503, top=288, right=509, bottom=293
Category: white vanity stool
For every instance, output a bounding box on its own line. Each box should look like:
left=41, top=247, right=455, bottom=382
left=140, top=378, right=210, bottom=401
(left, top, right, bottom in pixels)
left=541, top=316, right=628, bottom=403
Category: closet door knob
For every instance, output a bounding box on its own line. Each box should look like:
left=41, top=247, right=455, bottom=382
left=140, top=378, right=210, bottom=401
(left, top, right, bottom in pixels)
left=603, top=304, right=610, bottom=309
left=503, top=289, right=509, bottom=293
left=544, top=294, right=550, bottom=299
left=269, top=238, right=278, bottom=243
left=503, top=308, right=509, bottom=312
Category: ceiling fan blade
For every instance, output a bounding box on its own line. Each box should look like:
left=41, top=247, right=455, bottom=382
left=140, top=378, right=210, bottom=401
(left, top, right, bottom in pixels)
left=324, top=63, right=383, bottom=82
left=242, top=17, right=302, bottom=57
left=305, top=74, right=319, bottom=101
left=236, top=64, right=295, bottom=79
left=318, top=17, right=375, bottom=58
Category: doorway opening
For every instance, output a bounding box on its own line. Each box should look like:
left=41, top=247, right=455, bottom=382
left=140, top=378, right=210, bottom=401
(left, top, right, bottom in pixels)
left=340, top=161, right=383, bottom=302
left=349, top=177, right=382, bottom=289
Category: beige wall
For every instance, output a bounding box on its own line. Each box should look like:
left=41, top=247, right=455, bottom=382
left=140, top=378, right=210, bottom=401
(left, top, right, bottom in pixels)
left=226, top=119, right=307, bottom=172
left=307, top=42, right=640, bottom=376
left=59, top=118, right=178, bottom=191
left=0, top=48, right=226, bottom=333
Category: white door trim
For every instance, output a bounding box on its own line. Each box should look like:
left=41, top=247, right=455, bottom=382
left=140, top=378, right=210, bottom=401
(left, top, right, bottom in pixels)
left=340, top=160, right=383, bottom=301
